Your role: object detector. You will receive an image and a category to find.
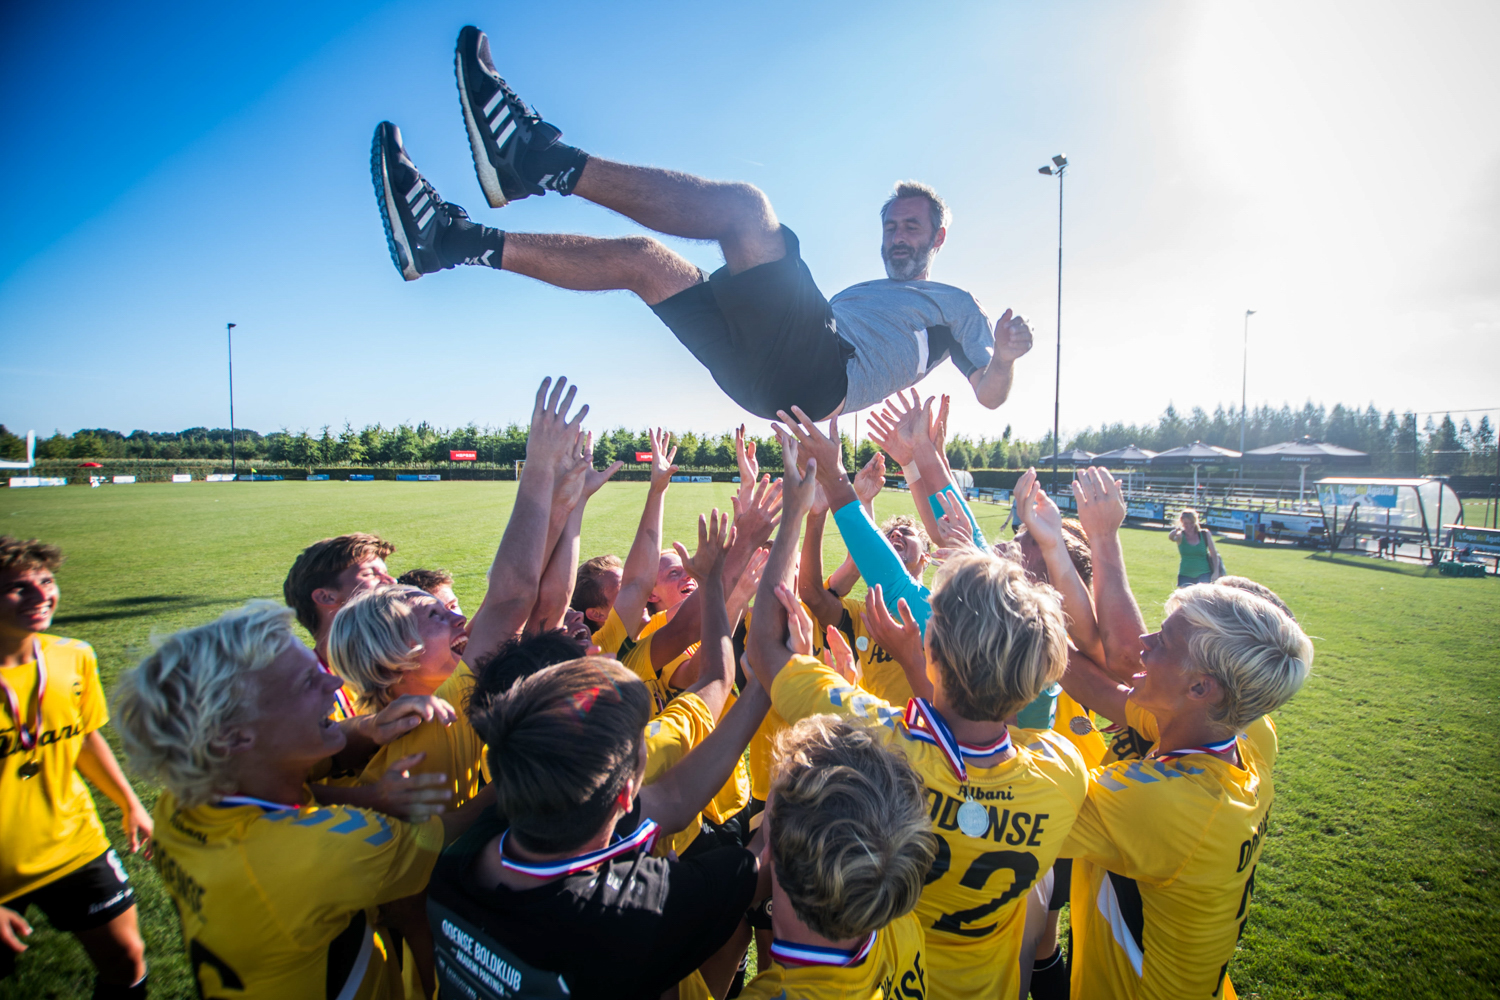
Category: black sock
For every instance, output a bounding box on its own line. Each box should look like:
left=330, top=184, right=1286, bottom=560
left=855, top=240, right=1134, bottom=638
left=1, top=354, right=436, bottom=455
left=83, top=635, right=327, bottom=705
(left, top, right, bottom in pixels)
left=523, top=139, right=589, bottom=195
left=437, top=214, right=506, bottom=270
left=1030, top=945, right=1069, bottom=1000
left=92, top=973, right=148, bottom=1000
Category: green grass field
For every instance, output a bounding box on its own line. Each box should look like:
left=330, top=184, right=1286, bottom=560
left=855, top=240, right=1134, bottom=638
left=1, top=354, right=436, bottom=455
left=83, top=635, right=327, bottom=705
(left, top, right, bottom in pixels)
left=3, top=481, right=1497, bottom=999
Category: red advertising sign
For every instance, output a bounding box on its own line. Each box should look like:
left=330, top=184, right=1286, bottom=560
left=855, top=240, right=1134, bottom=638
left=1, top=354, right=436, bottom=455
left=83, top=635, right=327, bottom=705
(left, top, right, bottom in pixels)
left=449, top=450, right=478, bottom=461
left=635, top=451, right=653, bottom=462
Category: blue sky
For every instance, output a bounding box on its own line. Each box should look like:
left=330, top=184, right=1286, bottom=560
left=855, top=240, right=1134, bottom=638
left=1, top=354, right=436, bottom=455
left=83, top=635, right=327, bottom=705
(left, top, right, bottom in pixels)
left=2, top=0, right=1496, bottom=442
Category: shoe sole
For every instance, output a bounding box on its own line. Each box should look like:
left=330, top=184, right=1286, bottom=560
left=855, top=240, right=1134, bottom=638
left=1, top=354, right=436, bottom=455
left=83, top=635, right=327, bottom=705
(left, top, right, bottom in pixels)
left=456, top=35, right=510, bottom=209
left=371, top=125, right=422, bottom=281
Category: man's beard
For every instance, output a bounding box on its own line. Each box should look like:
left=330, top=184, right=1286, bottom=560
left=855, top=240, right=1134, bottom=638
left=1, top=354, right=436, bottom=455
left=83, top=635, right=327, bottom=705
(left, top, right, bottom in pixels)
left=882, top=237, right=937, bottom=281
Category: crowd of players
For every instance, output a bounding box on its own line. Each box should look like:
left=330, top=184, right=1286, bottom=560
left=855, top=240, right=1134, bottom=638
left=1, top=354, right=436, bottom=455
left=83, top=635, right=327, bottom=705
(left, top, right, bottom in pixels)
left=1, top=377, right=1314, bottom=1000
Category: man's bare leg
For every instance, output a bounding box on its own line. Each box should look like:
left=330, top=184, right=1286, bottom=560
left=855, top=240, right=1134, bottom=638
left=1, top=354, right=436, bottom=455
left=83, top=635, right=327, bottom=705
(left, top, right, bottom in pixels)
left=570, top=159, right=786, bottom=275
left=500, top=232, right=703, bottom=306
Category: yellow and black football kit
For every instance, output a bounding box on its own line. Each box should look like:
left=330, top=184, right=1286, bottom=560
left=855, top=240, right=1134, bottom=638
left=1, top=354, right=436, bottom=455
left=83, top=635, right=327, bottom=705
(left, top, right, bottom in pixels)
left=1052, top=689, right=1108, bottom=770
left=831, top=594, right=915, bottom=707
left=1063, top=701, right=1277, bottom=1000
left=771, top=656, right=1089, bottom=1000
left=617, top=612, right=678, bottom=713
left=153, top=787, right=443, bottom=1000
left=1, top=635, right=113, bottom=905
left=359, top=664, right=486, bottom=810
left=592, top=607, right=631, bottom=658
left=642, top=692, right=716, bottom=857
left=739, top=912, right=928, bottom=1000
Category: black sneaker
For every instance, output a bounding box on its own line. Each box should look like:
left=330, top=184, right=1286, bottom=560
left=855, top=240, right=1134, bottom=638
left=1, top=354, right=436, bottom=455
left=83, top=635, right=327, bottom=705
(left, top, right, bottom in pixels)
left=371, top=121, right=459, bottom=281
left=455, top=25, right=568, bottom=207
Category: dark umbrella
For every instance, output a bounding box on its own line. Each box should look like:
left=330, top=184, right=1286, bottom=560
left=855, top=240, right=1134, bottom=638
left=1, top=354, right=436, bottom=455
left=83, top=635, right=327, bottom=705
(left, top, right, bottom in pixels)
left=1090, top=445, right=1158, bottom=492
left=1150, top=441, right=1242, bottom=492
left=1037, top=447, right=1097, bottom=465
left=1244, top=437, right=1368, bottom=499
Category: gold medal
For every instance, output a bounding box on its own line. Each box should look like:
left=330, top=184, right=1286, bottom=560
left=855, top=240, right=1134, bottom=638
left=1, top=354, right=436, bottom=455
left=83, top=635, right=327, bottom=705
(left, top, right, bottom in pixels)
left=17, top=760, right=41, bottom=779
left=956, top=796, right=989, bottom=838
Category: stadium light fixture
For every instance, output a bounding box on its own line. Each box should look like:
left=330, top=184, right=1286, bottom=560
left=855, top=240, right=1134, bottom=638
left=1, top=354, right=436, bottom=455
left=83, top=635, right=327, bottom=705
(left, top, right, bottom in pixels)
left=1039, top=154, right=1067, bottom=494
left=227, top=323, right=238, bottom=477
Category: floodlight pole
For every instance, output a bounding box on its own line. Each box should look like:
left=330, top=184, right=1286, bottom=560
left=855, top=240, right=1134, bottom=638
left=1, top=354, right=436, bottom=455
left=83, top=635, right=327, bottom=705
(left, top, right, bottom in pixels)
left=1039, top=155, right=1067, bottom=495
left=227, top=323, right=237, bottom=476
left=1239, top=309, right=1255, bottom=481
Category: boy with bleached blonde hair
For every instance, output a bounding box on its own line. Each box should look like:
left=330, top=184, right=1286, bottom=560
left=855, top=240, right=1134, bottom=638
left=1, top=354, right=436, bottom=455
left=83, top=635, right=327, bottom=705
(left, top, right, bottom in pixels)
left=746, top=430, right=1091, bottom=1000
left=327, top=586, right=468, bottom=715
left=740, top=714, right=937, bottom=998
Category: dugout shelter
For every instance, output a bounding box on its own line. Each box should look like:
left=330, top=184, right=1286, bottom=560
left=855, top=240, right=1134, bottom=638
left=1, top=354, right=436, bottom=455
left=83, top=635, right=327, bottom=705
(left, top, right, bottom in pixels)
left=1315, top=476, right=1462, bottom=557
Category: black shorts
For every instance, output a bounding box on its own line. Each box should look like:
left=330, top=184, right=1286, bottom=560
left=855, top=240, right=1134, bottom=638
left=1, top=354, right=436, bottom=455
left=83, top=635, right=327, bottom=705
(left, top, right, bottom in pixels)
left=1048, top=857, right=1072, bottom=911
left=7, top=849, right=136, bottom=933
left=651, top=226, right=852, bottom=421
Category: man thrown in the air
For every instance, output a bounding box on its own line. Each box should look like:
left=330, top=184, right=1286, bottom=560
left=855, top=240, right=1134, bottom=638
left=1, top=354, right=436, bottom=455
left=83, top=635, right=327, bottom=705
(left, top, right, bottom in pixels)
left=372, top=25, right=1034, bottom=420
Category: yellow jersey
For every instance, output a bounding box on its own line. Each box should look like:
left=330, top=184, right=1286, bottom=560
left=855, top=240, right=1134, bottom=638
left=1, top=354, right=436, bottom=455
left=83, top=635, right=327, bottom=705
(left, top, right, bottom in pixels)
left=770, top=656, right=1089, bottom=1000
left=642, top=692, right=715, bottom=857
left=1052, top=689, right=1107, bottom=770
left=593, top=607, right=631, bottom=658
left=1, top=634, right=112, bottom=903
left=832, top=595, right=914, bottom=707
left=358, top=665, right=486, bottom=810
left=739, top=912, right=927, bottom=1000
left=153, top=787, right=443, bottom=1000
left=1063, top=701, right=1277, bottom=1000
left=618, top=612, right=678, bottom=714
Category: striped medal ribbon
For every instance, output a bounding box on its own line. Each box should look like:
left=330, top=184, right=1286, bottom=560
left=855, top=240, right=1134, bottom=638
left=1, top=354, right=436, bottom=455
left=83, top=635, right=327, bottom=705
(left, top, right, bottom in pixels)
left=903, top=698, right=1012, bottom=784
left=1153, top=734, right=1240, bottom=763
left=905, top=698, right=1012, bottom=838
left=315, top=655, right=356, bottom=718
left=215, top=795, right=303, bottom=811
left=770, top=930, right=878, bottom=968
left=3, top=640, right=47, bottom=778
left=498, top=819, right=660, bottom=879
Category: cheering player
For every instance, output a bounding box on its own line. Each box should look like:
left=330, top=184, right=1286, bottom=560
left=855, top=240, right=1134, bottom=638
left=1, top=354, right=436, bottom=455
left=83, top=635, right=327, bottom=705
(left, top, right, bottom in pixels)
left=0, top=536, right=152, bottom=999
left=111, top=601, right=492, bottom=1000
left=1058, top=466, right=1314, bottom=999
left=745, top=437, right=1089, bottom=1000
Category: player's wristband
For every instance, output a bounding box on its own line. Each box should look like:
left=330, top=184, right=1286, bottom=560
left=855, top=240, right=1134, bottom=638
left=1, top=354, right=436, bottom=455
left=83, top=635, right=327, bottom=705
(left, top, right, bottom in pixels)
left=903, top=464, right=921, bottom=485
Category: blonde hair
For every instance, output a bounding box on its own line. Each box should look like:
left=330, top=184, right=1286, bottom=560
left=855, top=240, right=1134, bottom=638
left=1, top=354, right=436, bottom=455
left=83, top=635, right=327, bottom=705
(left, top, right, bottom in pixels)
left=1164, top=584, right=1313, bottom=731
left=110, top=601, right=295, bottom=807
left=769, top=716, right=937, bottom=940
left=327, top=585, right=427, bottom=713
left=927, top=553, right=1068, bottom=721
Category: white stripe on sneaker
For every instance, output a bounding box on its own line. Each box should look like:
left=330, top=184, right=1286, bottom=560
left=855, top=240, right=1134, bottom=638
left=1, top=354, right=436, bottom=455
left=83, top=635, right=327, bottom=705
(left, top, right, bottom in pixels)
left=405, top=179, right=424, bottom=203
left=416, top=206, right=436, bottom=230
left=482, top=89, right=505, bottom=117
left=494, top=119, right=517, bottom=149
left=411, top=194, right=431, bottom=219
left=488, top=104, right=510, bottom=133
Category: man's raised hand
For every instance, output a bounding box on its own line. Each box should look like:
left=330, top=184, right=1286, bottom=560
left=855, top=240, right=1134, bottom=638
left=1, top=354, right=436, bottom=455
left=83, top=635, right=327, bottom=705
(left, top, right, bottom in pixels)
left=1074, top=466, right=1127, bottom=540
left=583, top=432, right=624, bottom=497
left=775, top=407, right=847, bottom=489
left=734, top=425, right=759, bottom=484
left=1013, top=468, right=1065, bottom=543
left=649, top=428, right=678, bottom=493
left=730, top=474, right=783, bottom=551
left=370, top=753, right=452, bottom=822
left=774, top=584, right=815, bottom=658
left=867, top=389, right=927, bottom=468
left=773, top=428, right=819, bottom=517
left=994, top=309, right=1034, bottom=364
left=862, top=585, right=929, bottom=697
left=932, top=489, right=981, bottom=555
left=822, top=626, right=862, bottom=686
left=526, top=377, right=587, bottom=465
left=673, top=509, right=735, bottom=585
left=852, top=451, right=887, bottom=506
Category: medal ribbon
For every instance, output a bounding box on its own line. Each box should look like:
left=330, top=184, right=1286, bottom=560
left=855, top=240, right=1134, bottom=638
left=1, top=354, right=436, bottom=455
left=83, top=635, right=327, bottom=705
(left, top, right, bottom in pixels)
left=770, top=931, right=878, bottom=969
left=498, top=819, right=660, bottom=878
left=903, top=698, right=1012, bottom=783
left=316, top=656, right=356, bottom=718
left=1, top=640, right=47, bottom=751
left=215, top=794, right=303, bottom=811
left=1153, top=734, right=1239, bottom=763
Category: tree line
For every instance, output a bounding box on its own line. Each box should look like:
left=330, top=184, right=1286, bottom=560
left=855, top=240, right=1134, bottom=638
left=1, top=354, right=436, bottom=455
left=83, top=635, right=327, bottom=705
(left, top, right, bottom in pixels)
left=2, top=399, right=1494, bottom=476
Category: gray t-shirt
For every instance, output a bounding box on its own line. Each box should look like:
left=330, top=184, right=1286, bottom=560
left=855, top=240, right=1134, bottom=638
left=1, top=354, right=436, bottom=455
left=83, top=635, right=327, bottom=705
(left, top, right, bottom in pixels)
left=830, top=279, right=995, bottom=412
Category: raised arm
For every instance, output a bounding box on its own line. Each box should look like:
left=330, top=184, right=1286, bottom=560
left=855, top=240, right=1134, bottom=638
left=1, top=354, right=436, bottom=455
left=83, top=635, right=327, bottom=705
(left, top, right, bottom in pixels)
left=868, top=390, right=946, bottom=547
left=746, top=433, right=817, bottom=689
left=1058, top=647, right=1129, bottom=722
left=968, top=308, right=1033, bottom=409
left=1012, top=468, right=1105, bottom=667
left=527, top=433, right=622, bottom=634
left=1073, top=467, right=1148, bottom=683
left=637, top=678, right=770, bottom=837
left=798, top=501, right=845, bottom=631
left=669, top=510, right=736, bottom=718
left=910, top=396, right=985, bottom=549
left=822, top=453, right=886, bottom=596
left=465, top=377, right=584, bottom=666
left=781, top=407, right=930, bottom=630
left=616, top=429, right=676, bottom=642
